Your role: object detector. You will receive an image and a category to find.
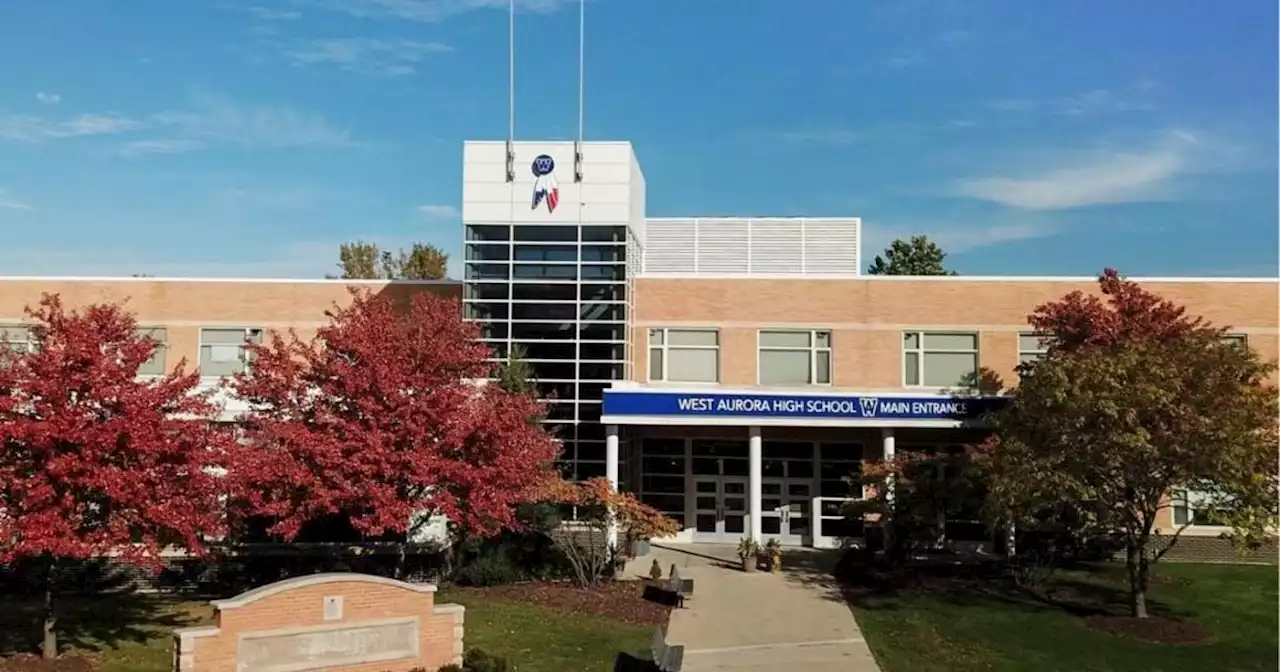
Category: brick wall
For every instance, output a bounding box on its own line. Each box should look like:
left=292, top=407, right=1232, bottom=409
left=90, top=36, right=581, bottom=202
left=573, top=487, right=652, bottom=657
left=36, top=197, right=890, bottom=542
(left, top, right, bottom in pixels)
left=1145, top=535, right=1279, bottom=565
left=173, top=574, right=464, bottom=672
left=631, top=277, right=1279, bottom=390
left=0, top=278, right=461, bottom=377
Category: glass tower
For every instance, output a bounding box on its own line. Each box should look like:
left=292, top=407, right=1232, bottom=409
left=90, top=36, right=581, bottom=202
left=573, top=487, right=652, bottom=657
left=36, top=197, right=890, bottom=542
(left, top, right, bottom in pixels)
left=462, top=141, right=641, bottom=481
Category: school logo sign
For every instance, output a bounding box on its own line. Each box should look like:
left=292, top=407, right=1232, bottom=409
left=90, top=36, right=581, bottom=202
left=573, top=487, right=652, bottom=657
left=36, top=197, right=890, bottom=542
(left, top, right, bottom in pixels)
left=531, top=154, right=560, bottom=213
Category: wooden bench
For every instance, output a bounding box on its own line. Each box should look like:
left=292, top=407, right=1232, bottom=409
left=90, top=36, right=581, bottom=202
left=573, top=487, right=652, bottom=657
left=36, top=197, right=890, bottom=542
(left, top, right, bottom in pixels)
left=650, top=627, right=685, bottom=672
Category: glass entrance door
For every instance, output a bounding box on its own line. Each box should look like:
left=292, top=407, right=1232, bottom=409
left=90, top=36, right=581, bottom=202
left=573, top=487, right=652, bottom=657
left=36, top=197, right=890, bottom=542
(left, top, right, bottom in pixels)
left=760, top=479, right=814, bottom=545
left=692, top=476, right=749, bottom=542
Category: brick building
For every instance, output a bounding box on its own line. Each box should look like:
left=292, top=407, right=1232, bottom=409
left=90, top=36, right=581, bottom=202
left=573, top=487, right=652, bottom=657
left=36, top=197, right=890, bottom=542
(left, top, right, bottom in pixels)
left=0, top=140, right=1275, bottom=557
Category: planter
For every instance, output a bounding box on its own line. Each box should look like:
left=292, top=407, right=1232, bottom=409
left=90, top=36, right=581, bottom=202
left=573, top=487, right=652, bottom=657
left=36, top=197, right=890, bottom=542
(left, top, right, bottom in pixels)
left=630, top=539, right=651, bottom=558
left=740, top=558, right=758, bottom=572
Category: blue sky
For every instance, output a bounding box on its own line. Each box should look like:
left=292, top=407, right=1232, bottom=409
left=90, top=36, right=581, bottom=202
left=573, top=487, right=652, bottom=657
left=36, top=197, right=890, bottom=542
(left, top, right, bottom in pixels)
left=0, top=0, right=1275, bottom=278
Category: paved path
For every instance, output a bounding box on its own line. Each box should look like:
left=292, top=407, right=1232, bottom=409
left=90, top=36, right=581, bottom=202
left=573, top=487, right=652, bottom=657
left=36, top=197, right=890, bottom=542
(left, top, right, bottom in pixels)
left=633, top=543, right=882, bottom=672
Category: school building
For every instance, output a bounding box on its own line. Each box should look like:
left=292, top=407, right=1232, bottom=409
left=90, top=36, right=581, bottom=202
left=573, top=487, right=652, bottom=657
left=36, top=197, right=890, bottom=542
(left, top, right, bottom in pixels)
left=1, top=140, right=1275, bottom=557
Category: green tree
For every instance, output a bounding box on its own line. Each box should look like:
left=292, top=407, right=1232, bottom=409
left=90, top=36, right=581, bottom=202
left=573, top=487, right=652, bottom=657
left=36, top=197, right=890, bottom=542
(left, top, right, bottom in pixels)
left=336, top=241, right=381, bottom=279
left=333, top=241, right=450, bottom=280
left=385, top=243, right=449, bottom=280
left=866, top=235, right=957, bottom=275
left=496, top=343, right=536, bottom=395
left=979, top=269, right=1279, bottom=618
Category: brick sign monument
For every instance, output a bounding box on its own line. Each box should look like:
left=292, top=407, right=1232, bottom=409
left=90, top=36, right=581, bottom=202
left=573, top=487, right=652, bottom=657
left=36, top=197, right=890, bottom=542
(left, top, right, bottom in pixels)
left=173, top=573, right=465, bottom=672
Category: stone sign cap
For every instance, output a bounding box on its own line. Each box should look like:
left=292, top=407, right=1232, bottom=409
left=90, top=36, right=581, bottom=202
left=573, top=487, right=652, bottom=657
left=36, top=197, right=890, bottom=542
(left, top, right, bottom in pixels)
left=210, top=573, right=437, bottom=611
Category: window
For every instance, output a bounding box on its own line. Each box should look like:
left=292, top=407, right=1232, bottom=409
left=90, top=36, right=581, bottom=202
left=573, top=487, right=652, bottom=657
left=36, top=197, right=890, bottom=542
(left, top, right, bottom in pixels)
left=1018, top=333, right=1049, bottom=368
left=136, top=327, right=168, bottom=376
left=199, top=328, right=264, bottom=377
left=1222, top=333, right=1248, bottom=349
left=648, top=328, right=719, bottom=383
left=1172, top=489, right=1231, bottom=527
left=0, top=325, right=36, bottom=353
left=758, top=330, right=832, bottom=385
left=903, top=332, right=979, bottom=387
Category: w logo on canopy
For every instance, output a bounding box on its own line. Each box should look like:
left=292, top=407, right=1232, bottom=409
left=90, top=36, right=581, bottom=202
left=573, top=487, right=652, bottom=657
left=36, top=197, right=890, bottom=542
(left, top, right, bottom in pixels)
left=858, top=397, right=880, bottom=417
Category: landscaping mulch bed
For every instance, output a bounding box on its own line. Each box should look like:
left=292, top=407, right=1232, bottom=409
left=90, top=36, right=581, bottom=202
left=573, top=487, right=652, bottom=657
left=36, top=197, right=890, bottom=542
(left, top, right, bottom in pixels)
left=455, top=580, right=671, bottom=628
left=1083, top=614, right=1211, bottom=644
left=0, top=655, right=95, bottom=672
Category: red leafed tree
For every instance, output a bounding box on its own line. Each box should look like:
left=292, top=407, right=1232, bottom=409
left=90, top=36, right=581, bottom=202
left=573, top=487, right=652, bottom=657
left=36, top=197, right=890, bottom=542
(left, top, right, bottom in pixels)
left=1026, top=267, right=1211, bottom=350
left=228, top=289, right=561, bottom=567
left=0, top=294, right=228, bottom=658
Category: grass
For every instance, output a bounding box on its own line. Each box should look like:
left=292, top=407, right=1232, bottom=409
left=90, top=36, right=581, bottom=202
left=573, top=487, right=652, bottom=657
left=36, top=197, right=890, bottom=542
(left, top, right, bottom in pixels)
left=0, top=589, right=652, bottom=672
left=438, top=589, right=654, bottom=671
left=851, top=563, right=1279, bottom=672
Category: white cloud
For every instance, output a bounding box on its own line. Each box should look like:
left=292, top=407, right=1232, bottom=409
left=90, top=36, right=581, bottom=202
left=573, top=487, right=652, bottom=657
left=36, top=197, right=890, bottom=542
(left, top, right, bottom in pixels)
left=988, top=87, right=1157, bottom=116
left=953, top=132, right=1200, bottom=211
left=309, top=0, right=571, bottom=23
left=863, top=219, right=1057, bottom=258
left=117, top=138, right=204, bottom=157
left=0, top=189, right=33, bottom=212
left=0, top=112, right=143, bottom=142
left=285, top=37, right=452, bottom=76
left=35, top=92, right=61, bottom=105
left=988, top=99, right=1037, bottom=113
left=777, top=128, right=859, bottom=146
left=151, top=93, right=353, bottom=148
left=416, top=204, right=460, bottom=220
left=938, top=29, right=973, bottom=47
left=248, top=6, right=303, bottom=20
left=885, top=54, right=924, bottom=69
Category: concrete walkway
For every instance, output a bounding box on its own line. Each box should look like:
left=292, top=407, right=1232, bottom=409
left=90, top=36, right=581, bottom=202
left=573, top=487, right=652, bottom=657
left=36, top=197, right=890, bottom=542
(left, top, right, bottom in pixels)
left=631, top=543, right=882, bottom=672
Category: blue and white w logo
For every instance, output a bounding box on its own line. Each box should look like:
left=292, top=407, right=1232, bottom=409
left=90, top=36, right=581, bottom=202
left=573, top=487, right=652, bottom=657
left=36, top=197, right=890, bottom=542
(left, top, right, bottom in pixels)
left=858, top=397, right=880, bottom=417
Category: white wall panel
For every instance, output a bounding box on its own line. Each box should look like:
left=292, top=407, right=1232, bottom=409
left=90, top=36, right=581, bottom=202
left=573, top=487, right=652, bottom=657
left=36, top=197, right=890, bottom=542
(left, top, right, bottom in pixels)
left=463, top=141, right=636, bottom=226
left=641, top=217, right=861, bottom=277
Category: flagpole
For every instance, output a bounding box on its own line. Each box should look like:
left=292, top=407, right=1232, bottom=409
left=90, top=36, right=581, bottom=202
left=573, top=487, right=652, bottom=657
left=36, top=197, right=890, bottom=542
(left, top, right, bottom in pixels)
left=574, top=0, right=585, bottom=182
left=505, top=0, right=516, bottom=182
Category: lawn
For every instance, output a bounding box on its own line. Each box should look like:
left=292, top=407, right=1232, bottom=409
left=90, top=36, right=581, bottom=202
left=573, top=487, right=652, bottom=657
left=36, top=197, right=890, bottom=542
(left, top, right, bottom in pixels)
left=850, top=562, right=1278, bottom=672
left=0, top=584, right=657, bottom=672
left=439, top=588, right=655, bottom=671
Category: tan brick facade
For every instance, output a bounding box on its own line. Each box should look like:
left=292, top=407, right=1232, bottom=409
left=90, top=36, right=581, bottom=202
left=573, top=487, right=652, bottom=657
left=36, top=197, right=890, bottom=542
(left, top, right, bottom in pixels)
left=630, top=277, right=1280, bottom=391
left=0, top=279, right=459, bottom=376
left=173, top=573, right=464, bottom=672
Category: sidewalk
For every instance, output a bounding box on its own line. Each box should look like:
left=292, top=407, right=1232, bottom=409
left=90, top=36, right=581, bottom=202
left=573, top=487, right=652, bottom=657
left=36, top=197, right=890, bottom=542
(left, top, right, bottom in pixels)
left=635, top=544, right=882, bottom=672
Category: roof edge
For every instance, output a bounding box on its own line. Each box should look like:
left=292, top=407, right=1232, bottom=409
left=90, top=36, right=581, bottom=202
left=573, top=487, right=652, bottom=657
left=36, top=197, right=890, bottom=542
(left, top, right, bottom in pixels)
left=633, top=274, right=1278, bottom=284
left=0, top=277, right=461, bottom=285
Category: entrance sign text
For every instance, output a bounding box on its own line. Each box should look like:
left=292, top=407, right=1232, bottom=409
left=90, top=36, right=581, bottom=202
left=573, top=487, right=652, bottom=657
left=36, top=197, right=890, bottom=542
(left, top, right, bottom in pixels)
left=603, top=390, right=1002, bottom=421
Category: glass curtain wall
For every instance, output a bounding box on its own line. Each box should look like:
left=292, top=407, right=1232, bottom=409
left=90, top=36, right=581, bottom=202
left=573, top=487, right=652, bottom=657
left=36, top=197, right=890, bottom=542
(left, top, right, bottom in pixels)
left=464, top=222, right=628, bottom=481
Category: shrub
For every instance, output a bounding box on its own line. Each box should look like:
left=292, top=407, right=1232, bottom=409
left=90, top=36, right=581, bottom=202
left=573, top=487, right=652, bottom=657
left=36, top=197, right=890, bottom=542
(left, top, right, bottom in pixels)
left=463, top=648, right=510, bottom=672
left=648, top=558, right=662, bottom=581
left=456, top=553, right=519, bottom=587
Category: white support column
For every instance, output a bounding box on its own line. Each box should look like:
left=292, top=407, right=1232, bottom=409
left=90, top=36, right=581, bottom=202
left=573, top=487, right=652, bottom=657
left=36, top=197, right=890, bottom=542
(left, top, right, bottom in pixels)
left=605, top=424, right=620, bottom=549
left=881, top=428, right=896, bottom=547
left=748, top=426, right=763, bottom=543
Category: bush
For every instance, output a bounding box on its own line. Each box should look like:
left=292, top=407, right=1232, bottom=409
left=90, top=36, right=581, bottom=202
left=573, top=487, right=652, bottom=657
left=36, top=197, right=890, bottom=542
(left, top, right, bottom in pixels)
left=456, top=552, right=519, bottom=587
left=463, top=648, right=510, bottom=672
left=450, top=504, right=578, bottom=586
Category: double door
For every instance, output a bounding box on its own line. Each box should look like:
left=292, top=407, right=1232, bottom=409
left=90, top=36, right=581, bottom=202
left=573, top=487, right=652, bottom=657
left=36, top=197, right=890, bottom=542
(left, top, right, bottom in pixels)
left=760, top=479, right=813, bottom=546
left=691, top=476, right=748, bottom=542
left=690, top=477, right=814, bottom=545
